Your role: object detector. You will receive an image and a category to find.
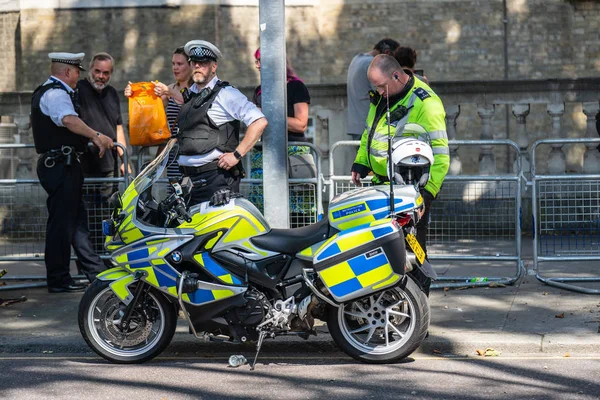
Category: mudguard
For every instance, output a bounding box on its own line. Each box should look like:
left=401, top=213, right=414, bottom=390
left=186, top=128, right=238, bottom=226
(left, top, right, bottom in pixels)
left=419, top=259, right=438, bottom=280
left=96, top=267, right=131, bottom=282
left=95, top=267, right=137, bottom=305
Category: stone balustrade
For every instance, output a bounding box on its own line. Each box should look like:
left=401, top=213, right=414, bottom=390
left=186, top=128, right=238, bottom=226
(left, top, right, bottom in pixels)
left=1, top=78, right=599, bottom=179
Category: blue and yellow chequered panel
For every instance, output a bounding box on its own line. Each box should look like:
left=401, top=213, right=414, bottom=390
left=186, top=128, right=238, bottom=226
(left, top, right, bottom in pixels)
left=315, top=224, right=394, bottom=263
left=193, top=253, right=243, bottom=285
left=318, top=247, right=397, bottom=300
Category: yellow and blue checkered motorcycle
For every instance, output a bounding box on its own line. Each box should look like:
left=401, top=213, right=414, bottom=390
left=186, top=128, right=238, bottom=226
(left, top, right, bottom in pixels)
left=78, top=140, right=432, bottom=366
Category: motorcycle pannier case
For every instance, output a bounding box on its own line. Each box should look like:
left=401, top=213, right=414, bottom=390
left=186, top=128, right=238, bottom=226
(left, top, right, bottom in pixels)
left=313, top=220, right=405, bottom=303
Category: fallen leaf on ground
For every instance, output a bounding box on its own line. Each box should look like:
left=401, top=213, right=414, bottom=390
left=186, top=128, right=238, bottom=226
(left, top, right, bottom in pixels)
left=443, top=287, right=449, bottom=292
left=0, top=296, right=27, bottom=307
left=543, top=292, right=549, bottom=296
left=476, top=348, right=501, bottom=357
left=555, top=313, right=565, bottom=318
left=564, top=353, right=571, bottom=357
left=432, top=349, right=442, bottom=354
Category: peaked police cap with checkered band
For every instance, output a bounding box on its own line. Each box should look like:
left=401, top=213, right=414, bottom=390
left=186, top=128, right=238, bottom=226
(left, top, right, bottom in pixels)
left=184, top=40, right=223, bottom=62
left=48, top=52, right=86, bottom=71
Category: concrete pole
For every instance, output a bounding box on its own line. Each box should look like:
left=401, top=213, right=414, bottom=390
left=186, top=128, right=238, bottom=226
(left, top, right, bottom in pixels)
left=259, top=0, right=289, bottom=228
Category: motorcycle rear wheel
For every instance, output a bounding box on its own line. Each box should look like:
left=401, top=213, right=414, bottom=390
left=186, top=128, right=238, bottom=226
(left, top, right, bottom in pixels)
left=327, top=275, right=429, bottom=363
left=78, top=280, right=177, bottom=364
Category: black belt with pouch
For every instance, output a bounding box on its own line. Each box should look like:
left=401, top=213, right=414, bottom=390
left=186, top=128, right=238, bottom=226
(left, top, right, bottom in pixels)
left=40, top=146, right=81, bottom=168
left=180, top=161, right=245, bottom=178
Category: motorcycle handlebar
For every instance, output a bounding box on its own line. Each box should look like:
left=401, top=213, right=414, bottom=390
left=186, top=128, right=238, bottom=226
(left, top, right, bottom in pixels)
left=174, top=200, right=193, bottom=223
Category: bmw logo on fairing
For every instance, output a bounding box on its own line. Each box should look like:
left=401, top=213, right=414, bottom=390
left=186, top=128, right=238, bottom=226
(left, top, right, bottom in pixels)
left=171, top=251, right=183, bottom=263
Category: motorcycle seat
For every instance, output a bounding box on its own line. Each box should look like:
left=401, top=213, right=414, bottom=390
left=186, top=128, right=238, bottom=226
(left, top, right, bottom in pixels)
left=250, top=217, right=334, bottom=255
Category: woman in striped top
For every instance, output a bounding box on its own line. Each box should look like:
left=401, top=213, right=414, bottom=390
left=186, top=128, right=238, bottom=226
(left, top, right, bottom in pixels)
left=151, top=47, right=193, bottom=182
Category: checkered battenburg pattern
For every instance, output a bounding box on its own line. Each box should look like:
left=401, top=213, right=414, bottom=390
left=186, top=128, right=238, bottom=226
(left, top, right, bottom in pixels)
left=51, top=58, right=81, bottom=65
left=189, top=46, right=216, bottom=60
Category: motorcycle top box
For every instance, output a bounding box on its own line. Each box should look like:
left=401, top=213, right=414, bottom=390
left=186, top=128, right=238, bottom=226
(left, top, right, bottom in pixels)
left=327, top=185, right=423, bottom=231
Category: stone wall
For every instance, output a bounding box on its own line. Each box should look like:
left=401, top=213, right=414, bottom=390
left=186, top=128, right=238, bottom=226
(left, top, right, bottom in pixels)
left=1, top=0, right=600, bottom=93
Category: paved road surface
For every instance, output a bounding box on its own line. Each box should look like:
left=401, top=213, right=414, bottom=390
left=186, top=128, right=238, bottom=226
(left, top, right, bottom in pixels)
left=2, top=353, right=599, bottom=399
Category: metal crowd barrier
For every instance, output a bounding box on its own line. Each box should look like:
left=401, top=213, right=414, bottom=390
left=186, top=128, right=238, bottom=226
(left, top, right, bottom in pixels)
left=240, top=141, right=324, bottom=228
left=326, top=139, right=525, bottom=289
left=137, top=142, right=324, bottom=228
left=532, top=138, right=600, bottom=294
left=0, top=143, right=128, bottom=290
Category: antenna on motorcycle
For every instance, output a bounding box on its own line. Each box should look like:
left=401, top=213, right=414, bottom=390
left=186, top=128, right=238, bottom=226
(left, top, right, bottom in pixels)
left=386, top=84, right=395, bottom=217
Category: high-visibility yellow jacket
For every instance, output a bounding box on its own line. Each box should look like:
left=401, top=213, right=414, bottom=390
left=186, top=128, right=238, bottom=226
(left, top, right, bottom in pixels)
left=352, top=75, right=449, bottom=197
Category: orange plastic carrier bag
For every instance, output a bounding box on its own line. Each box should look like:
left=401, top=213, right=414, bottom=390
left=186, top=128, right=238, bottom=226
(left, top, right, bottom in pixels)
left=128, top=82, right=170, bottom=146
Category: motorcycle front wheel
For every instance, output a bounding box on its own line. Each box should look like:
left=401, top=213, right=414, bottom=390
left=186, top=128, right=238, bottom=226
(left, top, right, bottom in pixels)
left=327, top=275, right=429, bottom=363
left=78, top=279, right=177, bottom=364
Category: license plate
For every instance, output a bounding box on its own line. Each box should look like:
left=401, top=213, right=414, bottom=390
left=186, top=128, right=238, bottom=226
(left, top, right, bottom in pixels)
left=406, top=233, right=426, bottom=264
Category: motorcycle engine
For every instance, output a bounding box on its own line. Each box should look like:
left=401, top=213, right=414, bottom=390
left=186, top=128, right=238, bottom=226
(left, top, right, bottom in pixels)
left=224, top=289, right=269, bottom=341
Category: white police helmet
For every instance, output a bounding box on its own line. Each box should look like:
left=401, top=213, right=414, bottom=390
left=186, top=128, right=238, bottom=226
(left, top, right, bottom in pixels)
left=389, top=125, right=434, bottom=187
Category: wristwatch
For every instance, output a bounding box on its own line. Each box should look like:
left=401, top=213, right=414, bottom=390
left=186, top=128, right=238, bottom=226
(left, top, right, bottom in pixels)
left=233, top=150, right=243, bottom=160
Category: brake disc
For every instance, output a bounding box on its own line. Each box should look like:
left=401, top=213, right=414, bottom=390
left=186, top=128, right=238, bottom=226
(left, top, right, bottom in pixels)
left=98, top=296, right=154, bottom=347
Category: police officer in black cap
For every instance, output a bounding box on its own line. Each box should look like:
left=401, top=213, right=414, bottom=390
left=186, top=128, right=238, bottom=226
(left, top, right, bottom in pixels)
left=31, top=52, right=114, bottom=293
left=176, top=40, right=267, bottom=206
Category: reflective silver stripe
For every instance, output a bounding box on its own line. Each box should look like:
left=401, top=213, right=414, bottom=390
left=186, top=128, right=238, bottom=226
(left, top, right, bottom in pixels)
left=373, top=131, right=391, bottom=142
left=393, top=93, right=418, bottom=137
left=432, top=146, right=450, bottom=155
left=371, top=148, right=388, bottom=158
left=424, top=130, right=447, bottom=141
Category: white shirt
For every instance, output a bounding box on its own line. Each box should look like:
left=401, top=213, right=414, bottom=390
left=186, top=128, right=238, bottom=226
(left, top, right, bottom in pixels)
left=178, top=76, right=265, bottom=167
left=39, top=76, right=78, bottom=127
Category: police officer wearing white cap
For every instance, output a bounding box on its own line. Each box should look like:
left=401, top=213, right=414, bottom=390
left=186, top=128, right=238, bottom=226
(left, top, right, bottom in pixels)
left=176, top=40, right=267, bottom=206
left=31, top=52, right=114, bottom=293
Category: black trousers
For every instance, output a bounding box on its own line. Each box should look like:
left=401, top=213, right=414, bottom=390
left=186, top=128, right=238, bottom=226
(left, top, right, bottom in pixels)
left=185, top=168, right=241, bottom=206
left=409, top=201, right=432, bottom=295
left=37, top=158, right=105, bottom=287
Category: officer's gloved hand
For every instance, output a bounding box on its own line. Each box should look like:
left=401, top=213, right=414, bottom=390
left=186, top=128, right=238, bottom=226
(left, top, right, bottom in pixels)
left=420, top=189, right=435, bottom=212
left=209, top=189, right=242, bottom=207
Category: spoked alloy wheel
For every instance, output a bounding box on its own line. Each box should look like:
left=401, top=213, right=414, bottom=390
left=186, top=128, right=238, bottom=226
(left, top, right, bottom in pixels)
left=327, top=275, right=429, bottom=363
left=78, top=280, right=177, bottom=364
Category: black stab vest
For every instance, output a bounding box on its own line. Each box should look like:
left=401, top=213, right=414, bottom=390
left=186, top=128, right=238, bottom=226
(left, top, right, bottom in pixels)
left=177, top=81, right=241, bottom=156
left=31, top=81, right=88, bottom=154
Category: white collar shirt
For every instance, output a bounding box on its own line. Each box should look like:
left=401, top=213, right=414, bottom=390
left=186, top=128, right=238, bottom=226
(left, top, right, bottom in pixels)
left=179, top=75, right=265, bottom=167
left=39, top=76, right=79, bottom=127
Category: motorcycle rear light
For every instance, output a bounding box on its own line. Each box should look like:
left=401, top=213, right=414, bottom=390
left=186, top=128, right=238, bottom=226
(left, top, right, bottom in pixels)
left=396, top=214, right=411, bottom=227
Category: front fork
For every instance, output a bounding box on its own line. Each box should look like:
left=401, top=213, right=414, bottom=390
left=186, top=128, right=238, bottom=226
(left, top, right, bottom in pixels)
left=118, top=271, right=150, bottom=330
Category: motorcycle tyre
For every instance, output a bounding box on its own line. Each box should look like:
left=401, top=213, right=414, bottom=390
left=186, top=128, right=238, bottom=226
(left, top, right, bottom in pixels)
left=78, top=279, right=178, bottom=364
left=327, top=275, right=429, bottom=363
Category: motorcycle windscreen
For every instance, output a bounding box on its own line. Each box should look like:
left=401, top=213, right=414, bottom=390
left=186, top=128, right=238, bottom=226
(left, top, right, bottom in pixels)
left=120, top=139, right=176, bottom=211
left=313, top=220, right=406, bottom=303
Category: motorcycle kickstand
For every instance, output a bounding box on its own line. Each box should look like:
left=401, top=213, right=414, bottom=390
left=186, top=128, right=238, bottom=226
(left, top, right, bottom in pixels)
left=250, top=330, right=268, bottom=371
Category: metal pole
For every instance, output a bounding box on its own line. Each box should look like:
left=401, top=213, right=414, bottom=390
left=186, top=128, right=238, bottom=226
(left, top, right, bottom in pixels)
left=259, top=0, right=289, bottom=228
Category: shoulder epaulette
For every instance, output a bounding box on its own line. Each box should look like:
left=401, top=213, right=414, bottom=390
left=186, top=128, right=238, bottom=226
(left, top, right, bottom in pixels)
left=413, top=87, right=431, bottom=101
left=369, top=90, right=380, bottom=105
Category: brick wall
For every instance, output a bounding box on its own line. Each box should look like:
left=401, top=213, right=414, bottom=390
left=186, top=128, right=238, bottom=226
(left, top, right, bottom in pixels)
left=1, top=0, right=598, bottom=93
